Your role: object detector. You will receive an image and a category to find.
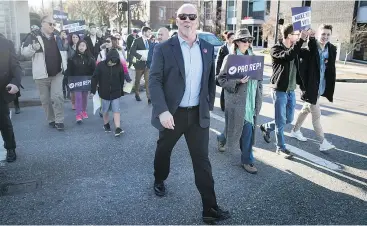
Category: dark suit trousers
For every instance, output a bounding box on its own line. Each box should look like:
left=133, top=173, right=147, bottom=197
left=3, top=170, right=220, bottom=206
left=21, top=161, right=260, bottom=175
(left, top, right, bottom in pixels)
left=0, top=99, right=16, bottom=150
left=154, top=106, right=217, bottom=210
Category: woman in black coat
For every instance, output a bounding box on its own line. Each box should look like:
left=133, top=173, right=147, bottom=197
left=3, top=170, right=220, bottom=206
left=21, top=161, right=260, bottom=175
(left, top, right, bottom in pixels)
left=215, top=31, right=235, bottom=111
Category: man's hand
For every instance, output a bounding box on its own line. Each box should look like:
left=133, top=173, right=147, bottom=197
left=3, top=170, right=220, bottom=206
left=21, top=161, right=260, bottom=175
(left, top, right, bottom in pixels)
left=32, top=40, right=41, bottom=51
left=159, top=111, right=175, bottom=130
left=300, top=30, right=309, bottom=41
left=6, top=84, right=19, bottom=94
left=308, top=29, right=316, bottom=38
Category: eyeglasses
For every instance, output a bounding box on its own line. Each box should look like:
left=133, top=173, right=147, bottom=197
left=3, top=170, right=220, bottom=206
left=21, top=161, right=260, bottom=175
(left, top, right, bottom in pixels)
left=291, top=32, right=300, bottom=36
left=178, top=14, right=197, bottom=21
left=239, top=38, right=253, bottom=43
left=43, top=21, right=56, bottom=27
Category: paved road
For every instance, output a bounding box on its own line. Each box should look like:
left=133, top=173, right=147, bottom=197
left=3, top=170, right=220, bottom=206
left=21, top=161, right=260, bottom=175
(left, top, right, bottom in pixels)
left=1, top=78, right=366, bottom=224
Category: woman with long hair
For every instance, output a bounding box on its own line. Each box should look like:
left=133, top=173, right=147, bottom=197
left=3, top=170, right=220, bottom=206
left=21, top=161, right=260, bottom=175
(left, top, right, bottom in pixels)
left=217, top=29, right=263, bottom=174
left=66, top=40, right=96, bottom=123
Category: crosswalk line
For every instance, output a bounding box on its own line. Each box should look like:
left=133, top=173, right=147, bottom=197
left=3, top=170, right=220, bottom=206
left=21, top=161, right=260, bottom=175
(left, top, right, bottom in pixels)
left=210, top=112, right=343, bottom=172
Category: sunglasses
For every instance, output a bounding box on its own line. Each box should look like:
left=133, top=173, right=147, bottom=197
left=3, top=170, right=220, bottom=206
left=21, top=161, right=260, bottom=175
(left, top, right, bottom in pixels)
left=43, top=21, right=56, bottom=27
left=238, top=38, right=253, bottom=43
left=178, top=14, right=197, bottom=21
left=106, top=40, right=111, bottom=43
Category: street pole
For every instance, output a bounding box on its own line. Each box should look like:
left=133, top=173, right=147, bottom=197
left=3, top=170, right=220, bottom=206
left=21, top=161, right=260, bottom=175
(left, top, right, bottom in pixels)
left=127, top=0, right=131, bottom=34
left=274, top=0, right=280, bottom=44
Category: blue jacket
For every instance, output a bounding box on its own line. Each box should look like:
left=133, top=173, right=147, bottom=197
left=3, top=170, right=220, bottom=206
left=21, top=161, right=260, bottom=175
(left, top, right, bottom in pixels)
left=147, top=42, right=158, bottom=69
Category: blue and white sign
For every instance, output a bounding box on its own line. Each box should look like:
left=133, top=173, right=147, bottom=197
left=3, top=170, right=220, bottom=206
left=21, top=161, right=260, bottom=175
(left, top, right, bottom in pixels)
left=53, top=10, right=68, bottom=21
left=63, top=20, right=86, bottom=35
left=291, top=7, right=311, bottom=30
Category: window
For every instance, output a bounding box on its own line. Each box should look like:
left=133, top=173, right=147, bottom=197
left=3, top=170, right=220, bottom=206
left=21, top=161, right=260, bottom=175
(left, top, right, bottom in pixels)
left=302, top=0, right=311, bottom=7
left=204, top=1, right=213, bottom=20
left=158, top=6, right=166, bottom=20
left=226, top=24, right=236, bottom=31
left=360, top=1, right=367, bottom=7
left=227, top=0, right=237, bottom=19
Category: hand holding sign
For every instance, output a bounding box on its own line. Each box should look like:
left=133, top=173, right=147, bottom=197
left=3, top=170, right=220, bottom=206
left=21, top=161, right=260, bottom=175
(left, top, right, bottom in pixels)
left=308, top=29, right=316, bottom=38
left=240, top=76, right=250, bottom=84
left=300, top=30, right=309, bottom=41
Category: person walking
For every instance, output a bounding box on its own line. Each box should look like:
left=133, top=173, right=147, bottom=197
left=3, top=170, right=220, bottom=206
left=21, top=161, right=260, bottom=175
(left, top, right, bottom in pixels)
left=84, top=23, right=102, bottom=60
left=147, top=27, right=170, bottom=69
left=64, top=33, right=81, bottom=110
left=149, top=4, right=230, bottom=224
left=91, top=49, right=132, bottom=136
left=21, top=15, right=67, bottom=130
left=259, top=24, right=308, bottom=158
left=0, top=34, right=22, bottom=162
left=217, top=29, right=263, bottom=174
left=66, top=40, right=96, bottom=123
left=291, top=24, right=336, bottom=151
left=129, top=26, right=152, bottom=103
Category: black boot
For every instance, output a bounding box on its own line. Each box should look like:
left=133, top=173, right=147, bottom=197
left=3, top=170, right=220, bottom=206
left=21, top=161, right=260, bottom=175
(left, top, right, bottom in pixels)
left=6, top=149, right=16, bottom=162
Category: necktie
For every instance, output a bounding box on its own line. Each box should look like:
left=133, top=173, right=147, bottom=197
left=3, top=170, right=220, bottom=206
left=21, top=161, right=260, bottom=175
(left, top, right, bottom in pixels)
left=145, top=40, right=149, bottom=49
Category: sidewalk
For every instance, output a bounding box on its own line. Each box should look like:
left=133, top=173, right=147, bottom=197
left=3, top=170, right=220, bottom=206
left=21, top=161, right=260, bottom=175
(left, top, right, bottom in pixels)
left=253, top=50, right=367, bottom=83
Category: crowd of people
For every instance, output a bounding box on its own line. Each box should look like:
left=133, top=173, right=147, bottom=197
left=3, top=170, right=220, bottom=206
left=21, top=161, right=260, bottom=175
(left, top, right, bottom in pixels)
left=0, top=3, right=338, bottom=224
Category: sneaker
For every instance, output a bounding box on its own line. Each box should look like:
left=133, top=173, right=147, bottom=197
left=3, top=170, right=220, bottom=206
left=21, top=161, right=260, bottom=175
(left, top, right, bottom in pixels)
left=104, top=123, right=111, bottom=132
left=49, top=121, right=56, bottom=128
left=243, top=164, right=257, bottom=174
left=290, top=129, right=307, bottom=142
left=55, top=123, right=65, bottom=130
left=81, top=111, right=88, bottom=119
left=76, top=115, right=83, bottom=123
left=115, top=127, right=124, bottom=137
left=6, top=149, right=16, bottom=162
left=260, top=124, right=271, bottom=143
left=320, top=139, right=335, bottom=151
left=276, top=148, right=293, bottom=159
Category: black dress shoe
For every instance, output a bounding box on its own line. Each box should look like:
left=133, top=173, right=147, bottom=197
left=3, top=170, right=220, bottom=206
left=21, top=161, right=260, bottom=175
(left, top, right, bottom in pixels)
left=154, top=181, right=166, bottom=197
left=202, top=206, right=230, bottom=224
left=260, top=124, right=271, bottom=143
left=6, top=149, right=16, bottom=162
left=135, top=95, right=142, bottom=101
left=148, top=99, right=151, bottom=104
left=55, top=123, right=65, bottom=131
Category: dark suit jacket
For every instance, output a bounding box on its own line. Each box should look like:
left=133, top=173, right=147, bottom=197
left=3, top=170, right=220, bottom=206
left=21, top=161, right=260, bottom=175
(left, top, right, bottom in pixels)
left=0, top=36, right=22, bottom=103
left=129, top=37, right=150, bottom=70
left=84, top=35, right=102, bottom=60
left=149, top=36, right=216, bottom=131
left=147, top=42, right=158, bottom=69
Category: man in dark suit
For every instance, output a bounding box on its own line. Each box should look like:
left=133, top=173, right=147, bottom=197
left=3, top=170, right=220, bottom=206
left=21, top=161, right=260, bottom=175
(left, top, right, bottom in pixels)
left=129, top=26, right=152, bottom=103
left=0, top=34, right=22, bottom=162
left=84, top=23, right=102, bottom=60
left=149, top=4, right=230, bottom=224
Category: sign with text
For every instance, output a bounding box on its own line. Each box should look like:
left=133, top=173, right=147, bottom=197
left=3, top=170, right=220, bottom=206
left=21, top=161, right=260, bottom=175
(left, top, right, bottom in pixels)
left=53, top=10, right=68, bottom=21
left=68, top=76, right=92, bottom=91
left=63, top=20, right=86, bottom=35
left=291, top=7, right=311, bottom=30
left=226, top=55, right=264, bottom=80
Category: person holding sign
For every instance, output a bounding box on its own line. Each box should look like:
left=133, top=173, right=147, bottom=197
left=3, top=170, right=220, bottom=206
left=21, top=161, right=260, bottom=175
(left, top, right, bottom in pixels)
left=259, top=24, right=308, bottom=159
left=65, top=40, right=96, bottom=123
left=291, top=24, right=336, bottom=151
left=91, top=49, right=132, bottom=137
left=217, top=29, right=263, bottom=174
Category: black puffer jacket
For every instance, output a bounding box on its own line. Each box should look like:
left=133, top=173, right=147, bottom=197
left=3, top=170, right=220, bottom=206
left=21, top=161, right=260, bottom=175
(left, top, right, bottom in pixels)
left=91, top=49, right=131, bottom=100
left=66, top=52, right=96, bottom=77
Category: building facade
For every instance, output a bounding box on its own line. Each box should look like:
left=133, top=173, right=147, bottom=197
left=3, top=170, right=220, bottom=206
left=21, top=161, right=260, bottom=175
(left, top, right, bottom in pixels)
left=200, top=0, right=367, bottom=61
left=0, top=0, right=30, bottom=52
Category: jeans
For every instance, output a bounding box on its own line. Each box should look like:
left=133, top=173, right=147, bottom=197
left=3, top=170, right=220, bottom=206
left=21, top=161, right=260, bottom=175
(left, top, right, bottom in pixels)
left=263, top=90, right=296, bottom=150
left=0, top=100, right=16, bottom=150
left=217, top=120, right=254, bottom=164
